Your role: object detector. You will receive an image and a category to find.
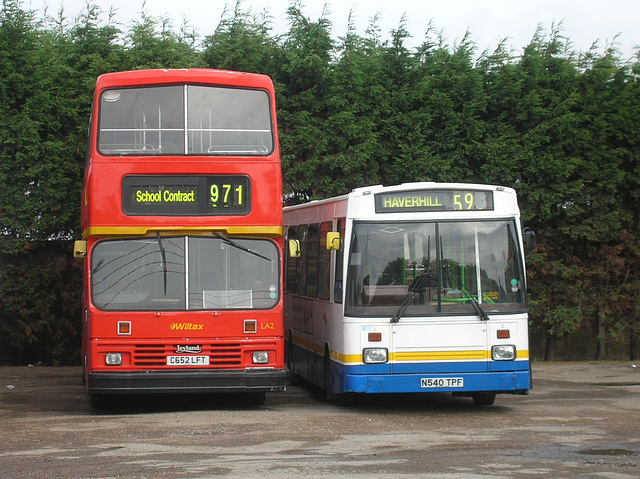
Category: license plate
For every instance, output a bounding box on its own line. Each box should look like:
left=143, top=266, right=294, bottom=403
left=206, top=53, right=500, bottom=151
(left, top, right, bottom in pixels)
left=421, top=377, right=464, bottom=388
left=167, top=355, right=210, bottom=366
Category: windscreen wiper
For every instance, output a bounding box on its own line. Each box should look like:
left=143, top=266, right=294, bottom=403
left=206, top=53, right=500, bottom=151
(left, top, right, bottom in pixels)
left=212, top=231, right=272, bottom=262
left=446, top=264, right=489, bottom=321
left=460, top=282, right=490, bottom=321
left=390, top=274, right=428, bottom=323
left=156, top=233, right=167, bottom=295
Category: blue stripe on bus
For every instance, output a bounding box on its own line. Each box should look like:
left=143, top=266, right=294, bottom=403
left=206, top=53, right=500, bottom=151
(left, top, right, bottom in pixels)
left=331, top=360, right=531, bottom=394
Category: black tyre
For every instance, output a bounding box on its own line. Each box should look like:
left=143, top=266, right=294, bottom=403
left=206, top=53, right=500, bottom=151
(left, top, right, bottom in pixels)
left=287, top=333, right=301, bottom=386
left=472, top=392, right=496, bottom=406
left=245, top=392, right=266, bottom=406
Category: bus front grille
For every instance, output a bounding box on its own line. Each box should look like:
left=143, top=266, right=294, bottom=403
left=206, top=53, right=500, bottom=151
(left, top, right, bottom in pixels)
left=132, top=343, right=243, bottom=367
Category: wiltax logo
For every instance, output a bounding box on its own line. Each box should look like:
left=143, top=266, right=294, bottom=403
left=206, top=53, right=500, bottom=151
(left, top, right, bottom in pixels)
left=170, top=322, right=204, bottom=331
left=175, top=345, right=203, bottom=354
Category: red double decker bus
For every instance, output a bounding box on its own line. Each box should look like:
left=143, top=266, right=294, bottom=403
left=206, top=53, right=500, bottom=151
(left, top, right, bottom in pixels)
left=74, top=69, right=285, bottom=405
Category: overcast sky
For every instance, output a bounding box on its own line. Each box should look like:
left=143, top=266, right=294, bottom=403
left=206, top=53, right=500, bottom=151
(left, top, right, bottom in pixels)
left=28, top=0, right=640, bottom=60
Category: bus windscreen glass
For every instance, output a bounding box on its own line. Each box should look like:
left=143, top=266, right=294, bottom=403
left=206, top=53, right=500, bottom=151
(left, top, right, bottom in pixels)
left=91, top=237, right=279, bottom=311
left=345, top=220, right=525, bottom=316
left=98, top=85, right=273, bottom=156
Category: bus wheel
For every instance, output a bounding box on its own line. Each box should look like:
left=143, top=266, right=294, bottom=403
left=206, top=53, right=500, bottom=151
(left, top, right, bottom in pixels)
left=322, top=346, right=354, bottom=405
left=82, top=357, right=87, bottom=386
left=89, top=394, right=110, bottom=410
left=332, top=392, right=356, bottom=407
left=472, top=392, right=496, bottom=406
left=245, top=392, right=266, bottom=406
left=323, top=345, right=333, bottom=402
left=288, top=333, right=301, bottom=386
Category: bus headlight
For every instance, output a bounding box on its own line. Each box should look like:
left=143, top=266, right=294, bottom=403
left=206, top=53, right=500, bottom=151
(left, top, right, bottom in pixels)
left=252, top=351, right=269, bottom=364
left=105, top=352, right=122, bottom=366
left=492, top=345, right=516, bottom=361
left=363, top=348, right=388, bottom=364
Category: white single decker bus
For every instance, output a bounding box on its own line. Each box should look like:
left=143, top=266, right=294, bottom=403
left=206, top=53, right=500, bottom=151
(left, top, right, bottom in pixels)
left=284, top=182, right=535, bottom=405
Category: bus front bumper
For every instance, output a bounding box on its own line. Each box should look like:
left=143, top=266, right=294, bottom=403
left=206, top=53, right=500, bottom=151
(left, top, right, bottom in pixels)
left=341, top=370, right=530, bottom=395
left=88, top=369, right=287, bottom=394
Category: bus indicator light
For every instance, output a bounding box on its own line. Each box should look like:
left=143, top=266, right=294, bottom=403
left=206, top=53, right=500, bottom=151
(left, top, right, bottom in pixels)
left=118, top=321, right=131, bottom=335
left=244, top=320, right=257, bottom=334
left=497, top=329, right=510, bottom=339
left=368, top=332, right=382, bottom=342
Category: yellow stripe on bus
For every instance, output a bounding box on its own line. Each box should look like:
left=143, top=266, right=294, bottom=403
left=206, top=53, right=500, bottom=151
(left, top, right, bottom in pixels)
left=83, top=225, right=283, bottom=238
left=392, top=350, right=488, bottom=361
left=295, top=342, right=529, bottom=365
left=389, top=349, right=529, bottom=363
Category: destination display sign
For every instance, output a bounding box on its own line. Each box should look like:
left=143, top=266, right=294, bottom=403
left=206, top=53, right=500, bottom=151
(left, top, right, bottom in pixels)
left=122, top=175, right=250, bottom=216
left=374, top=189, right=494, bottom=213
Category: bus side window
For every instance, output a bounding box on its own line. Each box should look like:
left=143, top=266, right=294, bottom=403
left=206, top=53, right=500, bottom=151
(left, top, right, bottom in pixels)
left=318, top=222, right=332, bottom=300
left=285, top=227, right=300, bottom=293
left=334, top=219, right=345, bottom=303
left=306, top=224, right=320, bottom=297
left=293, top=225, right=308, bottom=296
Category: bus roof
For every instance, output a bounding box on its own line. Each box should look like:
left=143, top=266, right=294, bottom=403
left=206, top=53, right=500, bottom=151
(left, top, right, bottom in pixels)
left=349, top=182, right=516, bottom=196
left=284, top=182, right=517, bottom=213
left=95, top=69, right=275, bottom=90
